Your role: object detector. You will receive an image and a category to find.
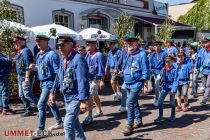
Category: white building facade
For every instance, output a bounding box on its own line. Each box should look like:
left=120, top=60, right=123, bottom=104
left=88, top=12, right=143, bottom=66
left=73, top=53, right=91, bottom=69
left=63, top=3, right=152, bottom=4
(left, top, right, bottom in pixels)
left=8, top=0, right=195, bottom=41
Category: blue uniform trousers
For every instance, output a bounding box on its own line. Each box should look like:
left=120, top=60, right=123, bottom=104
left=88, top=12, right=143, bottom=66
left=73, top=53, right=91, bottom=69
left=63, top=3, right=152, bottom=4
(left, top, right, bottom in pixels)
left=0, top=75, right=10, bottom=110
left=64, top=100, right=86, bottom=140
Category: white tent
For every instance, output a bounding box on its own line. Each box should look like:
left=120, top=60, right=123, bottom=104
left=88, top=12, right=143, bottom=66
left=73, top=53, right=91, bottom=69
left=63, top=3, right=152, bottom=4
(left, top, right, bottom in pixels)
left=30, top=23, right=80, bottom=40
left=78, top=28, right=116, bottom=40
left=30, top=23, right=81, bottom=53
left=0, top=20, right=34, bottom=38
left=0, top=20, right=29, bottom=30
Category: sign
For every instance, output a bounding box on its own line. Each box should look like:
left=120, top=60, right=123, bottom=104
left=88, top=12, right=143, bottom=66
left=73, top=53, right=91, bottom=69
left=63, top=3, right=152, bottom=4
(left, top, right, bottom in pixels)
left=154, top=1, right=168, bottom=16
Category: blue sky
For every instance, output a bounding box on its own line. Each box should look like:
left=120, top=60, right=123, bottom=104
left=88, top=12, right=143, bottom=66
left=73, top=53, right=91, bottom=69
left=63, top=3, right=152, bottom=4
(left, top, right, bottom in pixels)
left=156, top=0, right=193, bottom=5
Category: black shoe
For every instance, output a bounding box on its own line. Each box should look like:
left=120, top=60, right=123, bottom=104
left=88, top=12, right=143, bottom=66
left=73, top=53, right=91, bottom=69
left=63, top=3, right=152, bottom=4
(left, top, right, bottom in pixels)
left=20, top=112, right=34, bottom=117
left=193, top=94, right=198, bottom=98
left=200, top=101, right=207, bottom=106
left=154, top=117, right=165, bottom=123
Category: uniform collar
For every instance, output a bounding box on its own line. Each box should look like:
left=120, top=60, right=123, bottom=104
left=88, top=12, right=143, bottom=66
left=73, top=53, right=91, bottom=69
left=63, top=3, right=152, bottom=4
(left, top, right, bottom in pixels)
left=111, top=47, right=118, bottom=53
left=40, top=47, right=50, bottom=56
left=16, top=46, right=26, bottom=56
left=64, top=49, right=76, bottom=61
left=129, top=48, right=139, bottom=55
left=89, top=48, right=98, bottom=57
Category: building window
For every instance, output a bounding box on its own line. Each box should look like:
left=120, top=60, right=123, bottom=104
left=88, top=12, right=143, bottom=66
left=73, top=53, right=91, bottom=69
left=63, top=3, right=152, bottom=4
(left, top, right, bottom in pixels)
left=88, top=17, right=109, bottom=31
left=89, top=18, right=102, bottom=26
left=11, top=4, right=24, bottom=24
left=52, top=10, right=74, bottom=29
left=54, top=14, right=69, bottom=27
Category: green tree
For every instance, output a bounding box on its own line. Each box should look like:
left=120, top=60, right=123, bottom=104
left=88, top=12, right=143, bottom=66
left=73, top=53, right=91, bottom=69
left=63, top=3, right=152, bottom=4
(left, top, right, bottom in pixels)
left=155, top=16, right=175, bottom=46
left=111, top=13, right=136, bottom=48
left=0, top=0, right=26, bottom=97
left=178, top=0, right=210, bottom=46
left=178, top=0, right=210, bottom=30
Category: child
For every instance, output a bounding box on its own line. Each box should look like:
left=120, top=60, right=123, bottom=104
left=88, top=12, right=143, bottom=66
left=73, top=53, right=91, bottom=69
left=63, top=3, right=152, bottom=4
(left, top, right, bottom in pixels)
left=176, top=52, right=192, bottom=112
left=154, top=56, right=179, bottom=123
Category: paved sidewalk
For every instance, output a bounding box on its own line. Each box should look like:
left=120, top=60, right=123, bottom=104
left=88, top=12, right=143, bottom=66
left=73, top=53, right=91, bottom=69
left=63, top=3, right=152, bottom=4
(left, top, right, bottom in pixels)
left=1, top=84, right=210, bottom=140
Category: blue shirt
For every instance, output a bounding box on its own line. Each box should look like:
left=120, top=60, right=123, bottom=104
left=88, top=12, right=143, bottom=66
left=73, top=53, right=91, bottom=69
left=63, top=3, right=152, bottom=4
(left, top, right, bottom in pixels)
left=195, top=48, right=207, bottom=71
left=36, top=48, right=60, bottom=89
left=159, top=65, right=179, bottom=93
left=201, top=50, right=210, bottom=75
left=52, top=52, right=89, bottom=102
left=149, top=51, right=167, bottom=75
left=15, top=47, right=34, bottom=81
left=85, top=51, right=105, bottom=81
left=106, top=48, right=122, bottom=72
left=122, top=49, right=150, bottom=91
left=184, top=47, right=190, bottom=58
left=188, top=54, right=197, bottom=73
left=0, top=53, right=12, bottom=76
left=164, top=46, right=178, bottom=57
left=176, top=60, right=192, bottom=85
left=195, top=48, right=208, bottom=72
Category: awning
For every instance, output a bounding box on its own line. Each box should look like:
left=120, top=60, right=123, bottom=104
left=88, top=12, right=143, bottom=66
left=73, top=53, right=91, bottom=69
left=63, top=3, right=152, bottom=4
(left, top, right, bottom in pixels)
left=80, top=7, right=123, bottom=19
left=134, top=15, right=196, bottom=30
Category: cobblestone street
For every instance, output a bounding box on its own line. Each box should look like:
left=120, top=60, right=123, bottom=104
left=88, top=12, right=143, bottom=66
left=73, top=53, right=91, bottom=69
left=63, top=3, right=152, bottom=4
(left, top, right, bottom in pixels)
left=1, top=83, right=210, bottom=140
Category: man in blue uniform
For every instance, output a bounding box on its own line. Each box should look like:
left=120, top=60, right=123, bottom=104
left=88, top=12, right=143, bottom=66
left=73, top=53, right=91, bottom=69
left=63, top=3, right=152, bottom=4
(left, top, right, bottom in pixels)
left=195, top=39, right=208, bottom=95
left=154, top=56, right=179, bottom=123
left=48, top=36, right=89, bottom=140
left=199, top=37, right=210, bottom=106
left=105, top=40, right=122, bottom=101
left=0, top=40, right=15, bottom=115
left=122, top=36, right=149, bottom=136
left=30, top=34, right=63, bottom=139
left=13, top=36, right=38, bottom=117
left=149, top=40, right=167, bottom=106
left=83, top=38, right=105, bottom=125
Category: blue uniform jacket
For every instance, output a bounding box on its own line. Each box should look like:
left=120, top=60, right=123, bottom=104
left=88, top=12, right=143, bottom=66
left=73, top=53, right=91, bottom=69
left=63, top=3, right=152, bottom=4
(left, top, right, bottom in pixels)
left=0, top=53, right=12, bottom=76
left=36, top=48, right=60, bottom=89
left=184, top=47, right=190, bottom=58
left=122, top=49, right=149, bottom=91
left=51, top=52, right=89, bottom=102
left=201, top=51, right=210, bottom=75
left=195, top=48, right=206, bottom=71
left=164, top=47, right=178, bottom=57
left=176, top=60, right=192, bottom=85
left=159, top=65, right=179, bottom=93
left=106, top=48, right=122, bottom=72
left=149, top=51, right=167, bottom=75
left=85, top=51, right=105, bottom=81
left=15, top=47, right=34, bottom=81
left=188, top=54, right=197, bottom=73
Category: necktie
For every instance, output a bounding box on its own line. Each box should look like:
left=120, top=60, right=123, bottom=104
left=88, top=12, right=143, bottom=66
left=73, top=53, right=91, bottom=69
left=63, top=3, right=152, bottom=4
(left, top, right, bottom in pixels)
left=40, top=50, right=44, bottom=56
left=64, top=59, right=67, bottom=70
left=165, top=66, right=170, bottom=73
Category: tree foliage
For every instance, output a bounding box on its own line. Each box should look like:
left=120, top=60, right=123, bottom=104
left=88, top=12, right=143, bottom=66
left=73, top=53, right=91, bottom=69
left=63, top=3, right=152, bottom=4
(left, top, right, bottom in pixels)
left=178, top=0, right=210, bottom=30
left=111, top=13, right=136, bottom=48
left=0, top=0, right=26, bottom=96
left=155, top=16, right=175, bottom=46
